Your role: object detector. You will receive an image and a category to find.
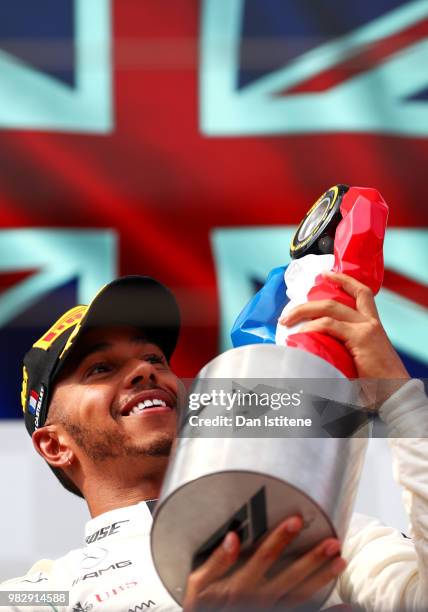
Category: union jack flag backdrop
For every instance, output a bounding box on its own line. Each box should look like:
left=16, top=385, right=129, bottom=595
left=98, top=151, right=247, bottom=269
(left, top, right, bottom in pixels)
left=0, top=0, right=427, bottom=420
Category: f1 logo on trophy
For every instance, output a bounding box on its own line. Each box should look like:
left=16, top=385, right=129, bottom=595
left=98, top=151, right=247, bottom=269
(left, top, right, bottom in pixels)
left=151, top=185, right=389, bottom=607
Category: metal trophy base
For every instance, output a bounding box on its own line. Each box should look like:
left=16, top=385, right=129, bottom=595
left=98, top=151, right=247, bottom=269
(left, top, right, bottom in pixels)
left=152, top=345, right=369, bottom=607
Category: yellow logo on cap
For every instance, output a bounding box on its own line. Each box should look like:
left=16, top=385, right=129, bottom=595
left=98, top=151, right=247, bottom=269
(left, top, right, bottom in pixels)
left=58, top=282, right=109, bottom=359
left=59, top=320, right=83, bottom=360
left=32, top=306, right=87, bottom=351
left=21, top=366, right=28, bottom=413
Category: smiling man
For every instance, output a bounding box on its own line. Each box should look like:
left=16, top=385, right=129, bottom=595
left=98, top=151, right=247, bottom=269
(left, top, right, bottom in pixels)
left=2, top=274, right=428, bottom=611
left=24, top=276, right=182, bottom=517
left=38, top=325, right=180, bottom=517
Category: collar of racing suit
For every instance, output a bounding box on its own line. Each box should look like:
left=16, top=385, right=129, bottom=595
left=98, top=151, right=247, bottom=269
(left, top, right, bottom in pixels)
left=84, top=500, right=157, bottom=546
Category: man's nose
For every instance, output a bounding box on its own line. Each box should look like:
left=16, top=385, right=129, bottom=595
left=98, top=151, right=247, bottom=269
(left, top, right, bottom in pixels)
left=123, top=359, right=158, bottom=388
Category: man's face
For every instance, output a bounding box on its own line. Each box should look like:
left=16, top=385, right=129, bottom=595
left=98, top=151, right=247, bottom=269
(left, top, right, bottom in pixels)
left=49, top=326, right=180, bottom=475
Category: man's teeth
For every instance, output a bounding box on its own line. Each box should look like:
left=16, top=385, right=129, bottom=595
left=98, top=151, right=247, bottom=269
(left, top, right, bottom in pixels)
left=128, top=399, right=168, bottom=415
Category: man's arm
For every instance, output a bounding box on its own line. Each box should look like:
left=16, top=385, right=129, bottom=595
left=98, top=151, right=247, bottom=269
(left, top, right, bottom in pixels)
left=337, top=381, right=428, bottom=611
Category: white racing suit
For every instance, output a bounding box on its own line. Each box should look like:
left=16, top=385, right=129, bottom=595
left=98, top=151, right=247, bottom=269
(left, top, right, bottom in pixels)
left=1, top=379, right=428, bottom=612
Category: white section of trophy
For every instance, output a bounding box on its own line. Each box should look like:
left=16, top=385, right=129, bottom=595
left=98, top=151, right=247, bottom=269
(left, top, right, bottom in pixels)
left=275, top=253, right=334, bottom=344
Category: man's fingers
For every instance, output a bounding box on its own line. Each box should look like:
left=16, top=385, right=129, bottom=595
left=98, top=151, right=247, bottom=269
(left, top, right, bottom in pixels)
left=283, top=556, right=347, bottom=608
left=240, top=516, right=303, bottom=582
left=322, top=272, right=379, bottom=319
left=183, top=530, right=344, bottom=611
left=297, top=318, right=353, bottom=344
left=183, top=531, right=240, bottom=609
left=279, top=299, right=363, bottom=327
left=264, top=538, right=342, bottom=603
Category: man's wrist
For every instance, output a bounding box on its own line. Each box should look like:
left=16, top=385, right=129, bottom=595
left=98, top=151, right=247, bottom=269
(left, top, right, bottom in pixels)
left=374, top=377, right=411, bottom=409
left=379, top=378, right=427, bottom=436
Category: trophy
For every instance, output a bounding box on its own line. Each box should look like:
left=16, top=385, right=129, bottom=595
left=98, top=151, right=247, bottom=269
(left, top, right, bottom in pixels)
left=151, top=185, right=389, bottom=607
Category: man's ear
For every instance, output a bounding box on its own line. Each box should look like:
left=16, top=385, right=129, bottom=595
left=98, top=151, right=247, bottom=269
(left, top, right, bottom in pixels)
left=32, top=426, right=73, bottom=469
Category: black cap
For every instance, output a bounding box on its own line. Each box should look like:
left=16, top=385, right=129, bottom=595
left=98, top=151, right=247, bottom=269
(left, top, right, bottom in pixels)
left=21, top=276, right=180, bottom=436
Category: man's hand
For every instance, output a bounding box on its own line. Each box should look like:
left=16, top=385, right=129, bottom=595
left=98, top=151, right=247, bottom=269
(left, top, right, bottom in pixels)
left=279, top=271, right=410, bottom=405
left=183, top=516, right=346, bottom=611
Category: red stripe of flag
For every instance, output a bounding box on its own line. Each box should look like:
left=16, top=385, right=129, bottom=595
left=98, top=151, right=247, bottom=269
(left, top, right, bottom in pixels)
left=0, top=270, right=38, bottom=295
left=281, top=18, right=428, bottom=94
left=382, top=268, right=428, bottom=309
